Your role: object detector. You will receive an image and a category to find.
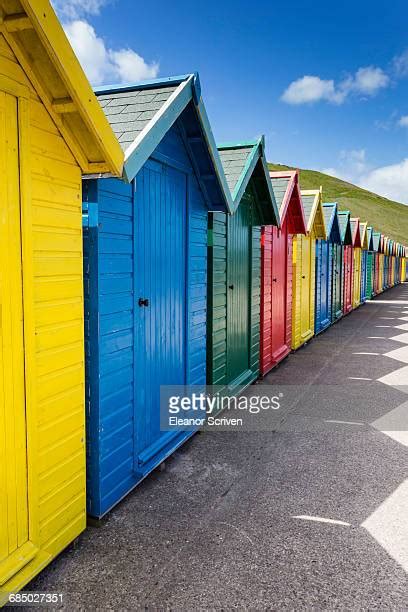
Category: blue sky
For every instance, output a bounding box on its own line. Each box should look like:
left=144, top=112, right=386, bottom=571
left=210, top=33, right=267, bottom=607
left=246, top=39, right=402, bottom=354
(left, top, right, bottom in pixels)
left=52, top=0, right=408, bottom=203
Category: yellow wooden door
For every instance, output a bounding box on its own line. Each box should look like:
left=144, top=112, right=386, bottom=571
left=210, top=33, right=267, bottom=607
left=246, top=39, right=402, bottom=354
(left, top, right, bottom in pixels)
left=300, top=235, right=311, bottom=337
left=0, top=91, right=38, bottom=587
left=353, top=248, right=361, bottom=307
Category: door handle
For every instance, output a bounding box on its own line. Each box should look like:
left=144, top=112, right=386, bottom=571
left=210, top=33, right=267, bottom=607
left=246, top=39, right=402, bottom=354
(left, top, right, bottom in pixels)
left=229, top=284, right=234, bottom=290
left=302, top=275, right=306, bottom=279
left=138, top=298, right=149, bottom=307
left=273, top=278, right=277, bottom=282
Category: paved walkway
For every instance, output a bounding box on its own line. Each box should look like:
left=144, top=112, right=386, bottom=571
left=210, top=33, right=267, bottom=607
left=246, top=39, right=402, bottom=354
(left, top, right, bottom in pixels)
left=26, top=284, right=408, bottom=609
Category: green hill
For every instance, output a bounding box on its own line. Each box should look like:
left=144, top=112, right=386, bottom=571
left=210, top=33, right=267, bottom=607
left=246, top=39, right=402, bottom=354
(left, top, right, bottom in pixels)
left=268, top=163, right=408, bottom=245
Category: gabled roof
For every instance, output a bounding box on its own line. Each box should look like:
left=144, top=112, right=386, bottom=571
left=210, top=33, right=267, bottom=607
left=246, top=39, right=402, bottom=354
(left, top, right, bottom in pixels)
left=322, top=203, right=341, bottom=243
left=366, top=227, right=373, bottom=250
left=95, top=73, right=233, bottom=212
left=217, top=137, right=279, bottom=223
left=372, top=231, right=381, bottom=252
left=1, top=0, right=123, bottom=175
left=337, top=211, right=353, bottom=245
left=269, top=170, right=306, bottom=234
left=359, top=222, right=368, bottom=249
left=300, top=188, right=326, bottom=238
left=350, top=218, right=362, bottom=247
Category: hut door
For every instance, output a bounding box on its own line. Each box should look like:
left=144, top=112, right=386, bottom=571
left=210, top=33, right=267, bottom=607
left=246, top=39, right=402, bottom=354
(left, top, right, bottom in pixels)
left=320, top=243, right=330, bottom=328
left=271, top=226, right=286, bottom=356
left=227, top=196, right=251, bottom=385
left=333, top=244, right=342, bottom=316
left=134, top=159, right=186, bottom=468
left=300, top=235, right=311, bottom=337
left=0, top=92, right=37, bottom=586
left=345, top=247, right=353, bottom=311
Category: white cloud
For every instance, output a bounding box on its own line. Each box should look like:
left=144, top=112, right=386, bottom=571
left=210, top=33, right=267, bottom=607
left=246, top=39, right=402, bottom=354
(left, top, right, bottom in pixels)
left=398, top=116, right=408, bottom=128
left=361, top=160, right=408, bottom=204
left=63, top=20, right=159, bottom=86
left=352, top=66, right=389, bottom=95
left=51, top=0, right=108, bottom=20
left=282, top=66, right=389, bottom=106
left=322, top=149, right=408, bottom=204
left=393, top=50, right=408, bottom=77
left=110, top=49, right=159, bottom=83
left=281, top=76, right=345, bottom=105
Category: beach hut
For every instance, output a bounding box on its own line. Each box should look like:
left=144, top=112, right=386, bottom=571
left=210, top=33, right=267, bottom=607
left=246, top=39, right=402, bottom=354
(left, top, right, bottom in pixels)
left=291, top=188, right=326, bottom=349
left=337, top=211, right=353, bottom=315
left=84, top=74, right=233, bottom=517
left=389, top=240, right=395, bottom=287
left=315, top=203, right=341, bottom=334
left=379, top=235, right=386, bottom=292
left=384, top=238, right=390, bottom=289
left=260, top=170, right=306, bottom=375
left=0, top=0, right=123, bottom=597
left=208, top=137, right=279, bottom=392
left=398, top=245, right=405, bottom=283
left=364, top=227, right=374, bottom=300
left=350, top=218, right=362, bottom=308
left=401, top=247, right=405, bottom=282
left=359, top=222, right=368, bottom=304
left=372, top=231, right=381, bottom=295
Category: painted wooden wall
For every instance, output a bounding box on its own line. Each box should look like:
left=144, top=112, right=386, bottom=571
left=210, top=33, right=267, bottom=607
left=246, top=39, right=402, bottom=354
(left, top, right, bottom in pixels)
left=84, top=123, right=209, bottom=518
left=0, top=33, right=85, bottom=596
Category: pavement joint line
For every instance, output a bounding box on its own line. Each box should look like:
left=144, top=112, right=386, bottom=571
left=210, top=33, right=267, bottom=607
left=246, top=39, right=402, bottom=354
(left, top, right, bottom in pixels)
left=265, top=296, right=382, bottom=430
left=292, top=515, right=351, bottom=527
left=325, top=419, right=366, bottom=425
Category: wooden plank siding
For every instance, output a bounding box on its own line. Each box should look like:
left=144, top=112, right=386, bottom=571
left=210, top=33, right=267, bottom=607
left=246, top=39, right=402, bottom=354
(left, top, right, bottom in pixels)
left=0, top=32, right=85, bottom=597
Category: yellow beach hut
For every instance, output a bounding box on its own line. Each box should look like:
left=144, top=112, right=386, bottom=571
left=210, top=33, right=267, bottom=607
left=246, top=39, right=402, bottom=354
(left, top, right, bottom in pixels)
left=0, top=0, right=123, bottom=600
left=292, top=188, right=326, bottom=350
left=350, top=218, right=362, bottom=308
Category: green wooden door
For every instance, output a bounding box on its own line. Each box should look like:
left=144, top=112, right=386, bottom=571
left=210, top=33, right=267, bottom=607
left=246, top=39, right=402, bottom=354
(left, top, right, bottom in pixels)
left=366, top=252, right=373, bottom=298
left=227, top=194, right=251, bottom=387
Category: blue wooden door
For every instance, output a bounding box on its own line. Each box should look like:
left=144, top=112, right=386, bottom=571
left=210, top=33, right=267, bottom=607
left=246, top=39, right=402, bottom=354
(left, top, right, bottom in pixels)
left=316, top=240, right=330, bottom=332
left=320, top=242, right=330, bottom=329
left=134, top=159, right=187, bottom=470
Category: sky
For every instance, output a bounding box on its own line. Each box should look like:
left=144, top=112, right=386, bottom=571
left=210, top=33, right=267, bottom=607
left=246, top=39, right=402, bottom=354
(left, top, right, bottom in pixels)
left=51, top=0, right=408, bottom=204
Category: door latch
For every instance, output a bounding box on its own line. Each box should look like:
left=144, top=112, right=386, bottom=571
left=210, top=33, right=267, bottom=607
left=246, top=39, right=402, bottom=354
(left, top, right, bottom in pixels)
left=138, top=298, right=149, bottom=307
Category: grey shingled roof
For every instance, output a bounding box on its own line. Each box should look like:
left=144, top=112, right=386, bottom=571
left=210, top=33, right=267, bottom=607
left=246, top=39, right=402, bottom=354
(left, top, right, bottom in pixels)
left=338, top=212, right=350, bottom=242
left=350, top=219, right=359, bottom=240
left=218, top=146, right=254, bottom=195
left=269, top=177, right=290, bottom=216
left=96, top=85, right=178, bottom=152
left=322, top=204, right=335, bottom=233
left=372, top=232, right=381, bottom=251
left=301, top=194, right=315, bottom=226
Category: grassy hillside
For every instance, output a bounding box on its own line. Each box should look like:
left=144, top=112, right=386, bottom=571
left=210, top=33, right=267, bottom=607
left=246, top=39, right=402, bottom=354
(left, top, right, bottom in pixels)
left=268, top=163, right=408, bottom=245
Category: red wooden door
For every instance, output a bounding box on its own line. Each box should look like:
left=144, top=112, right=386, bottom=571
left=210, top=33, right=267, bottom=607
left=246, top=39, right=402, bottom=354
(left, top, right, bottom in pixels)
left=343, top=245, right=353, bottom=314
left=260, top=226, right=273, bottom=375
left=271, top=225, right=287, bottom=357
left=260, top=221, right=291, bottom=377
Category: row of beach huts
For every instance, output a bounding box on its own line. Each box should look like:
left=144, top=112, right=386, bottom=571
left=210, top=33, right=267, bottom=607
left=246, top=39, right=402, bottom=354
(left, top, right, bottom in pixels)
left=0, top=0, right=406, bottom=601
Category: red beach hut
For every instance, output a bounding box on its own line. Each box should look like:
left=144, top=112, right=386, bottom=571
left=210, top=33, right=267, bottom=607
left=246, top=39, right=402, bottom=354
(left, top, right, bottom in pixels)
left=260, top=170, right=306, bottom=375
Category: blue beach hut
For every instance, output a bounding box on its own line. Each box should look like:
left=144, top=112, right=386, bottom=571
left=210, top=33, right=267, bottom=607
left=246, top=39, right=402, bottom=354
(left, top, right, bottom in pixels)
left=83, top=74, right=233, bottom=517
left=315, top=203, right=341, bottom=334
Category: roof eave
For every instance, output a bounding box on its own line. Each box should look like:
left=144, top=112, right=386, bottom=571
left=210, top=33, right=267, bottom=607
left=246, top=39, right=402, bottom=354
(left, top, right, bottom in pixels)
left=17, top=0, right=123, bottom=175
left=121, top=75, right=233, bottom=213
